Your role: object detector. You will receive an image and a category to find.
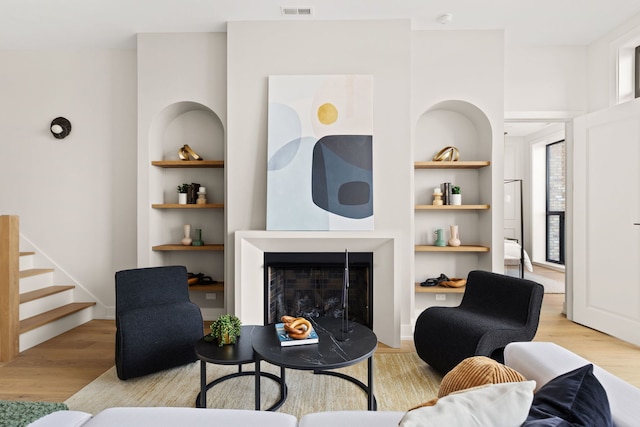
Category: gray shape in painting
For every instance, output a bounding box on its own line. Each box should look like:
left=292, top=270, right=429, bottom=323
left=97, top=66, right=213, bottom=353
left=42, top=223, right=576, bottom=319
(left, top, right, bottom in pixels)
left=311, top=135, right=373, bottom=219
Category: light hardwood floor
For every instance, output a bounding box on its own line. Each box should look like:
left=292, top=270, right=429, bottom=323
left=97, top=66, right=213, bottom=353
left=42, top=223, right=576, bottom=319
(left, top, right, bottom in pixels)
left=1, top=293, right=639, bottom=402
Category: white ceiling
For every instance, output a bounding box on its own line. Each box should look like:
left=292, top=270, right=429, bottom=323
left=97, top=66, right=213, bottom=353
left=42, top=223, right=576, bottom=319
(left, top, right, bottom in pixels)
left=2, top=0, right=640, bottom=50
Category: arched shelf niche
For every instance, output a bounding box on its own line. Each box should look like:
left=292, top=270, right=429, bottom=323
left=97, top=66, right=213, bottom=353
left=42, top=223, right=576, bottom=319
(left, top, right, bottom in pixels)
left=413, top=99, right=494, bottom=287
left=149, top=101, right=224, bottom=161
left=148, top=101, right=225, bottom=205
left=415, top=100, right=492, bottom=162
left=147, top=101, right=226, bottom=267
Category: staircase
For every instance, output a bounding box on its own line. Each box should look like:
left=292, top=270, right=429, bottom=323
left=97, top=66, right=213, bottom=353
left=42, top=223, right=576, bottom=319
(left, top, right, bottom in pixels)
left=1, top=215, right=96, bottom=362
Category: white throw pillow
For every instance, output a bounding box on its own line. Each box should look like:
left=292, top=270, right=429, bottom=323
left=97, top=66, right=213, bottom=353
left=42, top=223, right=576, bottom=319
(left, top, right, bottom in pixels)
left=399, top=381, right=536, bottom=427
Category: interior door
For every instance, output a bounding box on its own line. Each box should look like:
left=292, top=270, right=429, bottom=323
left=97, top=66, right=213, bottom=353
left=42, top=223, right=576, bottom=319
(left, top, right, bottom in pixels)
left=572, top=99, right=640, bottom=346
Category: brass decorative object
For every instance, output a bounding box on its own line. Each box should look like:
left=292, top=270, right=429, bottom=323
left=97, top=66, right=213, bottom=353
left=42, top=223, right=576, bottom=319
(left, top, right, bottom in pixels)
left=432, top=146, right=460, bottom=161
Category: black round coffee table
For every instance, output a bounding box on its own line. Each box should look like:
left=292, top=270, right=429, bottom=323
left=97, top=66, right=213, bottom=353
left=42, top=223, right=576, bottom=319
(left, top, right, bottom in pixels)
left=251, top=318, right=378, bottom=411
left=194, top=325, right=285, bottom=409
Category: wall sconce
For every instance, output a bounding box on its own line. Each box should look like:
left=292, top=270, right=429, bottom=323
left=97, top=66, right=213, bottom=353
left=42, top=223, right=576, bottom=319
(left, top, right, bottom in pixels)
left=50, top=117, right=72, bottom=139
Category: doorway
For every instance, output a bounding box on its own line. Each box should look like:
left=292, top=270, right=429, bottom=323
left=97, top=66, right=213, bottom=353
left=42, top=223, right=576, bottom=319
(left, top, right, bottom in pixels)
left=503, top=120, right=566, bottom=294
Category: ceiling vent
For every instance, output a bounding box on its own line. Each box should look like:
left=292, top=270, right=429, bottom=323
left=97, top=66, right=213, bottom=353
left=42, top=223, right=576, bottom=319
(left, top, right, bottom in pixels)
left=281, top=6, right=314, bottom=16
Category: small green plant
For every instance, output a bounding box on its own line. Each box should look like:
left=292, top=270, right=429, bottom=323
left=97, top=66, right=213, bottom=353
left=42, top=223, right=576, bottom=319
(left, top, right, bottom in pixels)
left=452, top=186, right=461, bottom=194
left=177, top=183, right=189, bottom=193
left=206, top=314, right=242, bottom=346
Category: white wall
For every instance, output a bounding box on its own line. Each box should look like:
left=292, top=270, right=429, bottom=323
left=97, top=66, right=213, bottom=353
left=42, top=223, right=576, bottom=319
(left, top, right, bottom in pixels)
left=0, top=49, right=137, bottom=312
left=505, top=45, right=587, bottom=115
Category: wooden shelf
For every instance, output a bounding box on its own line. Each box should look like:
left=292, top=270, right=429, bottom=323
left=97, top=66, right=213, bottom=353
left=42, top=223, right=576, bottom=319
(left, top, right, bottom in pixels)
left=415, top=204, right=490, bottom=210
left=415, top=245, right=490, bottom=252
left=152, top=203, right=224, bottom=209
left=414, top=161, right=490, bottom=169
left=151, top=160, right=224, bottom=168
left=152, top=244, right=224, bottom=251
left=415, top=284, right=466, bottom=294
left=189, top=283, right=224, bottom=292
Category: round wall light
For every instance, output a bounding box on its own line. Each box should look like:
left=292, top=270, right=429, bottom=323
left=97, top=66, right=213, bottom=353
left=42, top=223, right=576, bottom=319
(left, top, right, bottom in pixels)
left=50, top=117, right=72, bottom=139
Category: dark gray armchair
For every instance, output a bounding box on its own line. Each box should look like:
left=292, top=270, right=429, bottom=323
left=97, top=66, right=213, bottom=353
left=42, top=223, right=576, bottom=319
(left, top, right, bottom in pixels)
left=115, top=265, right=203, bottom=380
left=414, top=270, right=544, bottom=375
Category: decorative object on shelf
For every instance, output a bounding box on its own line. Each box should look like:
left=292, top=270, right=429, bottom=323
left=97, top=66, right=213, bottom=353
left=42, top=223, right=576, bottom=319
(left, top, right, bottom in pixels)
left=192, top=228, right=204, bottom=246
left=187, top=183, right=200, bottom=204
left=440, top=278, right=467, bottom=288
left=205, top=314, right=241, bottom=346
left=448, top=225, right=461, bottom=247
left=434, top=229, right=446, bottom=247
left=181, top=224, right=192, bottom=246
left=441, top=182, right=452, bottom=205
left=432, top=187, right=443, bottom=205
left=50, top=117, right=72, bottom=139
left=187, top=272, right=218, bottom=286
left=420, top=273, right=451, bottom=287
left=451, top=186, right=462, bottom=205
left=196, top=186, right=207, bottom=204
left=178, top=144, right=204, bottom=161
left=177, top=184, right=189, bottom=204
left=432, top=146, right=459, bottom=162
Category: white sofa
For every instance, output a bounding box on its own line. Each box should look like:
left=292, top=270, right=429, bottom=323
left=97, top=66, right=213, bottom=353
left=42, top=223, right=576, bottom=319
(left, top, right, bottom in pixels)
left=30, top=341, right=640, bottom=427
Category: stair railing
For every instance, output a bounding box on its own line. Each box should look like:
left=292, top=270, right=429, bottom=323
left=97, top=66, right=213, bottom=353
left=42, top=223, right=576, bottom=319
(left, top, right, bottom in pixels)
left=0, top=215, right=20, bottom=362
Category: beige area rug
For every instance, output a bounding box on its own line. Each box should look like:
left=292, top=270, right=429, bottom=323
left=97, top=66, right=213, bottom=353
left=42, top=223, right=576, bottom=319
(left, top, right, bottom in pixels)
left=65, top=353, right=441, bottom=419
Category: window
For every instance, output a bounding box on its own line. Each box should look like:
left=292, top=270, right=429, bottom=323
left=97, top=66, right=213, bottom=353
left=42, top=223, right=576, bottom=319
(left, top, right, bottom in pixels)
left=546, top=140, right=565, bottom=265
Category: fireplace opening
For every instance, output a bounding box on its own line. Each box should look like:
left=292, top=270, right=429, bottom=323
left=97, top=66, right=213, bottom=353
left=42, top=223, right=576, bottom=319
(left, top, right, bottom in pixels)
left=264, top=252, right=373, bottom=329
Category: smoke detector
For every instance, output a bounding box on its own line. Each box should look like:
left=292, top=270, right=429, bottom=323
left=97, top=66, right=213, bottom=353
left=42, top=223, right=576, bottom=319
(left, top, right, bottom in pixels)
left=281, top=6, right=314, bottom=16
left=436, top=13, right=453, bottom=25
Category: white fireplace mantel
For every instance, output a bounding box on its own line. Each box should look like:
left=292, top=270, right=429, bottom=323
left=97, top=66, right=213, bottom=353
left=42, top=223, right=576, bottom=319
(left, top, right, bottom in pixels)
left=234, top=230, right=400, bottom=347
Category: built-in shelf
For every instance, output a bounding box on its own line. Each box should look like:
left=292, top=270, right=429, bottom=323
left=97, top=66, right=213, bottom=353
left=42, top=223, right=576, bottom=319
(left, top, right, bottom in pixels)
left=152, top=244, right=224, bottom=251
left=414, top=161, right=490, bottom=169
left=415, top=204, right=490, bottom=210
left=151, top=160, right=224, bottom=168
left=415, top=245, right=490, bottom=252
left=415, top=284, right=466, bottom=294
left=152, top=203, right=224, bottom=209
left=189, top=283, right=224, bottom=292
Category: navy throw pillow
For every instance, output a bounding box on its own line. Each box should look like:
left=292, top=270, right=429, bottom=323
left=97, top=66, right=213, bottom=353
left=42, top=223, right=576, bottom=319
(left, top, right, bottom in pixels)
left=521, top=364, right=613, bottom=427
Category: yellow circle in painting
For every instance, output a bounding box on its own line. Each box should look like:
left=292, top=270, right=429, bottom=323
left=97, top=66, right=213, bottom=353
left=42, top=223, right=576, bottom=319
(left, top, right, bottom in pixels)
left=317, top=103, right=338, bottom=125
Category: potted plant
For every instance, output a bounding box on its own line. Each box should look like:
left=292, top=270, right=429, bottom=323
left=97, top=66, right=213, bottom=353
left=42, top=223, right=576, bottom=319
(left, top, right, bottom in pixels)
left=206, top=314, right=242, bottom=346
left=451, top=186, right=462, bottom=205
left=177, top=183, right=189, bottom=204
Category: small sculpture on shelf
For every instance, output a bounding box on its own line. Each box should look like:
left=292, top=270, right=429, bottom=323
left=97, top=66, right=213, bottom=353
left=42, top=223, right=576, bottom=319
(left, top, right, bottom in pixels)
left=432, top=187, right=443, bottom=205
left=196, top=186, right=207, bottom=205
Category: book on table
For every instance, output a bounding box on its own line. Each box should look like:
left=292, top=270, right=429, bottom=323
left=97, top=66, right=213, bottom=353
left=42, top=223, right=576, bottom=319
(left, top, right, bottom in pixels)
left=275, top=323, right=319, bottom=347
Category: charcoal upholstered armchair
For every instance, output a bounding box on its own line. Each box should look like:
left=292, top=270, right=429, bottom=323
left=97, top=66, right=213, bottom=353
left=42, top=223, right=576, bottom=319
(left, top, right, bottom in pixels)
left=115, top=266, right=203, bottom=380
left=414, top=270, right=544, bottom=375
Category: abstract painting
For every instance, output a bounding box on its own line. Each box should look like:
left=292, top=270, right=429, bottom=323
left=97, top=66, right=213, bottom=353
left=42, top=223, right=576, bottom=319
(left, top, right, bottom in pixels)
left=267, top=75, right=373, bottom=230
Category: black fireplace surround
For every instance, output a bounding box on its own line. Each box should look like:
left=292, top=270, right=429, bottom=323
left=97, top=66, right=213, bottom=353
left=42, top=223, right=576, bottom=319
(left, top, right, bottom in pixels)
left=264, top=252, right=373, bottom=328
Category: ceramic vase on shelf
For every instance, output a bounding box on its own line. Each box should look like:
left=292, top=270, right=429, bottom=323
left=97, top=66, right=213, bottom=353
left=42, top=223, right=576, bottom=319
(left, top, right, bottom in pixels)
left=192, top=228, right=204, bottom=246
left=181, top=224, right=192, bottom=246
left=451, top=193, right=462, bottom=206
left=448, top=225, right=461, bottom=247
left=434, top=229, right=446, bottom=247
left=178, top=193, right=188, bottom=205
